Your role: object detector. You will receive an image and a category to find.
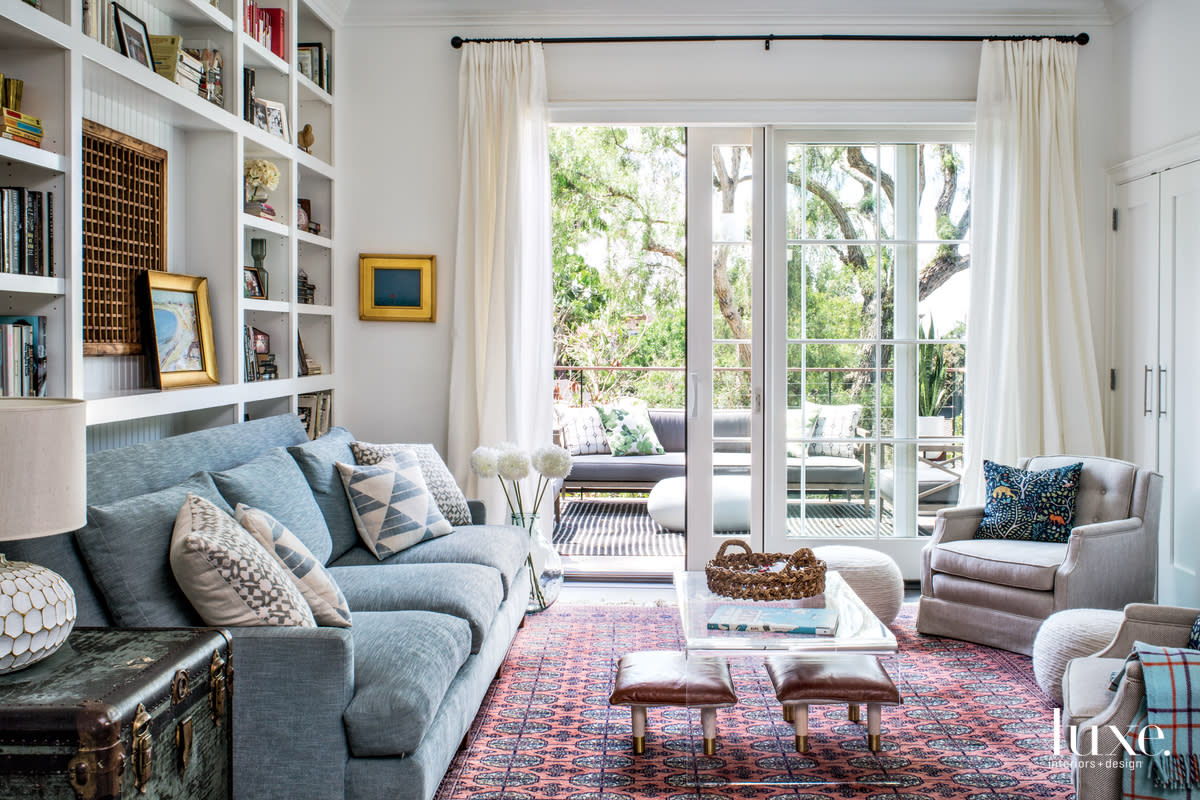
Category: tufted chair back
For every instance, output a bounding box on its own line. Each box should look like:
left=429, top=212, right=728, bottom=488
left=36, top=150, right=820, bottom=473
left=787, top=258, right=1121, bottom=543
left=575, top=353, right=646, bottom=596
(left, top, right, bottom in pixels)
left=1020, top=454, right=1145, bottom=527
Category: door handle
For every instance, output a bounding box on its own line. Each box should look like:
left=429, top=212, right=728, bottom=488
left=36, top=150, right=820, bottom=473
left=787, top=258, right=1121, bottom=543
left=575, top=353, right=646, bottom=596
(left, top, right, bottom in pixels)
left=753, top=388, right=763, bottom=415
left=1159, top=366, right=1168, bottom=418
left=688, top=372, right=699, bottom=419
left=1144, top=365, right=1153, bottom=416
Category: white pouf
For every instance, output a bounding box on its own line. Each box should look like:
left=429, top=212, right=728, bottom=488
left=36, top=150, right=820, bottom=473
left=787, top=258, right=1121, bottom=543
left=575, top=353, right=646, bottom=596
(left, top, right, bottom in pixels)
left=1032, top=608, right=1125, bottom=705
left=646, top=476, right=751, bottom=532
left=810, top=545, right=904, bottom=626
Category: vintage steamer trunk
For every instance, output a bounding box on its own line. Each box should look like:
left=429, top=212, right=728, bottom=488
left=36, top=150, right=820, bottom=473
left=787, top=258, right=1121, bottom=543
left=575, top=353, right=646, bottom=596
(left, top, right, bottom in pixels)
left=0, top=628, right=232, bottom=799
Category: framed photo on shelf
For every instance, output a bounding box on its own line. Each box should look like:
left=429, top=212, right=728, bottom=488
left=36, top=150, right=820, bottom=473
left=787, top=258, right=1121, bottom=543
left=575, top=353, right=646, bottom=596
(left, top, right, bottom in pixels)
left=243, top=266, right=266, bottom=299
left=359, top=254, right=436, bottom=322
left=137, top=271, right=219, bottom=389
left=262, top=99, right=289, bottom=142
left=112, top=3, right=152, bottom=68
left=251, top=327, right=270, bottom=355
left=297, top=42, right=325, bottom=88
left=252, top=98, right=269, bottom=132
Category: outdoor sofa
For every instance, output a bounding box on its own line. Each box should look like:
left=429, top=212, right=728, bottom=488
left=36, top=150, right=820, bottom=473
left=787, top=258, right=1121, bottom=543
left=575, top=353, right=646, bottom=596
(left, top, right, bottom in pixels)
left=557, top=407, right=870, bottom=517
left=5, top=414, right=528, bottom=800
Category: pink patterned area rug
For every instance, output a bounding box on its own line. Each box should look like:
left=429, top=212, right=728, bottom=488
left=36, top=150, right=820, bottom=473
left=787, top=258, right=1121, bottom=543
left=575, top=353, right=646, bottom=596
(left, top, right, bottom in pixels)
left=435, top=604, right=1076, bottom=799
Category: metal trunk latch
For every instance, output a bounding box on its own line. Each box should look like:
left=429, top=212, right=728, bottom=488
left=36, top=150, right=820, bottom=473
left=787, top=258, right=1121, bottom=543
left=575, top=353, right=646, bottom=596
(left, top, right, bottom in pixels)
left=176, top=716, right=194, bottom=775
left=171, top=669, right=189, bottom=705
left=209, top=650, right=227, bottom=725
left=131, top=703, right=152, bottom=794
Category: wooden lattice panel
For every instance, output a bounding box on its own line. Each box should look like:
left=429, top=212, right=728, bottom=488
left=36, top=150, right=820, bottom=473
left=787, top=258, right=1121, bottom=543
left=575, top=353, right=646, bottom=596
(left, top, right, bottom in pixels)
left=82, top=120, right=167, bottom=356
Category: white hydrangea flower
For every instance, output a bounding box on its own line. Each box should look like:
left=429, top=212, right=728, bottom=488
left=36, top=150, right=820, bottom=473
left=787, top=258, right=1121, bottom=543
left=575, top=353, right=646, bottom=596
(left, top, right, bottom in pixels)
left=469, top=446, right=499, bottom=479
left=244, top=158, right=280, bottom=191
left=532, top=445, right=573, bottom=480
left=497, top=448, right=531, bottom=481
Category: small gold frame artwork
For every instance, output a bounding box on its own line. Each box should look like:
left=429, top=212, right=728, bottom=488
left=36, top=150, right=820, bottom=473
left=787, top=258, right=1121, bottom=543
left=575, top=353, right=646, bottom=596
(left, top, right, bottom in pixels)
left=137, top=272, right=219, bottom=389
left=359, top=254, right=436, bottom=322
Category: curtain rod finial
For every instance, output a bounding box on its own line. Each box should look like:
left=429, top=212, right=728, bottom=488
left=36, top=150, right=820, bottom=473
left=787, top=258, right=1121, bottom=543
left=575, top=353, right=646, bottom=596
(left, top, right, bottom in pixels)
left=451, top=35, right=465, bottom=49
left=1076, top=32, right=1089, bottom=45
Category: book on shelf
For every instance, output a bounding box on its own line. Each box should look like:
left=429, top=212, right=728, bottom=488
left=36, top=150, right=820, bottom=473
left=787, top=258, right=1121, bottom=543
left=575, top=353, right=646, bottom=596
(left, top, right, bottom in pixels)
left=2, top=78, right=23, bottom=114
left=706, top=604, right=840, bottom=636
left=242, top=68, right=256, bottom=122
left=0, top=316, right=47, bottom=397
left=183, top=41, right=224, bottom=107
left=242, top=325, right=258, bottom=382
left=1, top=188, right=52, bottom=276
left=245, top=2, right=288, bottom=62
left=298, top=391, right=332, bottom=439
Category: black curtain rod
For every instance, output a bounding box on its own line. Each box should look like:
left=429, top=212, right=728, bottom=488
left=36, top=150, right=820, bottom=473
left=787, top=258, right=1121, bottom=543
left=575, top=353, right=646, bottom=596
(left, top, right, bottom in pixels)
left=450, top=32, right=1089, bottom=49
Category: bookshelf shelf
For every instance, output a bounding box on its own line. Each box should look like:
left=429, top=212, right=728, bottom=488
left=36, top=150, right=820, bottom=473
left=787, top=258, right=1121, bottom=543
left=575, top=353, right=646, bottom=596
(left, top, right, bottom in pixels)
left=241, top=212, right=290, bottom=237
left=297, top=304, right=333, bottom=317
left=0, top=2, right=72, bottom=49
left=0, top=139, right=67, bottom=173
left=296, top=149, right=334, bottom=179
left=158, top=0, right=236, bottom=31
left=296, top=229, right=331, bottom=248
left=241, top=33, right=290, bottom=75
left=242, top=122, right=294, bottom=160
left=296, top=73, right=332, bottom=105
left=0, top=274, right=67, bottom=296
left=242, top=298, right=290, bottom=313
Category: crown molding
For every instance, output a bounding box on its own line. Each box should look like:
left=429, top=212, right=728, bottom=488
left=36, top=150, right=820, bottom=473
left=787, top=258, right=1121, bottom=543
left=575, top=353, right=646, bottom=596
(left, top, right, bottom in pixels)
left=1109, top=132, right=1200, bottom=184
left=304, top=0, right=351, bottom=27
left=1104, top=0, right=1150, bottom=23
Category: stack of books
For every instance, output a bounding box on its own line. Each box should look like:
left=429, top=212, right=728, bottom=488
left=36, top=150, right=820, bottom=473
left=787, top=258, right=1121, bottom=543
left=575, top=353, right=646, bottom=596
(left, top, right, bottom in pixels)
left=707, top=605, right=841, bottom=635
left=244, top=1, right=286, bottom=61
left=183, top=41, right=224, bottom=107
left=297, top=268, right=316, bottom=304
left=297, top=391, right=332, bottom=439
left=149, top=35, right=204, bottom=94
left=2, top=108, right=43, bottom=149
left=0, top=315, right=47, bottom=398
left=1, top=187, right=53, bottom=276
left=1, top=76, right=23, bottom=114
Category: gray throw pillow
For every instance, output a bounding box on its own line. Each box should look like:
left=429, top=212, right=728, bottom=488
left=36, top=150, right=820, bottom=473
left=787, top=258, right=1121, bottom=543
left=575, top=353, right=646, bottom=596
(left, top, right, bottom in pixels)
left=287, top=427, right=360, bottom=562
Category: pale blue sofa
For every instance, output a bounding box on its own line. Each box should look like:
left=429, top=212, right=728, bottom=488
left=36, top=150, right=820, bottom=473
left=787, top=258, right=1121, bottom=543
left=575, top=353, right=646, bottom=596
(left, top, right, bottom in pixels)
left=5, top=414, right=529, bottom=800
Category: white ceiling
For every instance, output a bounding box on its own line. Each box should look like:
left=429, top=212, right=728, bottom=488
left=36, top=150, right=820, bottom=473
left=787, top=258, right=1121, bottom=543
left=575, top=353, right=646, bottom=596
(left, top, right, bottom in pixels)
left=343, top=0, right=1142, bottom=27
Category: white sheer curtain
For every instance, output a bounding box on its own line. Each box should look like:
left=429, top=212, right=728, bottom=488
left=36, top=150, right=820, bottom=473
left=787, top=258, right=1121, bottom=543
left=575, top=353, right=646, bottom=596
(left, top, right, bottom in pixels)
left=446, top=42, right=553, bottom=521
left=962, top=39, right=1106, bottom=502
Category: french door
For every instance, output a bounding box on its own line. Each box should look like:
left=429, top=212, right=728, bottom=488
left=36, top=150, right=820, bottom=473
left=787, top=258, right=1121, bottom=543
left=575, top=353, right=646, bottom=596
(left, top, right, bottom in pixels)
left=684, top=127, right=971, bottom=574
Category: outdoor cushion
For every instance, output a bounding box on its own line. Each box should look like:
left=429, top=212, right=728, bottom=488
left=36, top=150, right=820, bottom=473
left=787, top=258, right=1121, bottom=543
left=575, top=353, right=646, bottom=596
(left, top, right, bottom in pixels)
left=327, top=526, right=529, bottom=599
left=75, top=471, right=232, bottom=628
left=595, top=398, right=665, bottom=456
left=878, top=465, right=960, bottom=505
left=555, top=405, right=611, bottom=456
left=210, top=447, right=335, bottom=564
left=568, top=452, right=686, bottom=483
left=931, top=539, right=1068, bottom=591
left=343, top=610, right=473, bottom=756
left=648, top=409, right=685, bottom=452
left=328, top=563, right=502, bottom=652
left=287, top=427, right=360, bottom=563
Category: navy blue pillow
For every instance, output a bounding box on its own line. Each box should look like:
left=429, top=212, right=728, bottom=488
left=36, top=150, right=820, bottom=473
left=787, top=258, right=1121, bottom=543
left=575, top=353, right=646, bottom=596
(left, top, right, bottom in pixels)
left=975, top=459, right=1083, bottom=543
left=1189, top=615, right=1200, bottom=651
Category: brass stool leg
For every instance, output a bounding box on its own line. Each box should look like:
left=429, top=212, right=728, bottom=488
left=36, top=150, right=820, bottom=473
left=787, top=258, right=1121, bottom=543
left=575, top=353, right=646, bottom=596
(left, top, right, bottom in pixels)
left=793, top=704, right=809, bottom=752
left=867, top=704, right=882, bottom=752
left=782, top=704, right=794, bottom=723
left=848, top=704, right=861, bottom=723
left=700, top=707, right=717, bottom=756
left=631, top=706, right=647, bottom=754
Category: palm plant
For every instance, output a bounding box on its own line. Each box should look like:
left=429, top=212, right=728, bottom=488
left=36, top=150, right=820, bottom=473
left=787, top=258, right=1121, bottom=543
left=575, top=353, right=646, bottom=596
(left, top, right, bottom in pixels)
left=918, top=318, right=952, bottom=417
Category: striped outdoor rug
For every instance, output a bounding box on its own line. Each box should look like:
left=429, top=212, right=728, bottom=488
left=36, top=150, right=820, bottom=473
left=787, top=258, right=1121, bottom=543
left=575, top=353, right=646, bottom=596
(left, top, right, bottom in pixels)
left=552, top=500, right=896, bottom=557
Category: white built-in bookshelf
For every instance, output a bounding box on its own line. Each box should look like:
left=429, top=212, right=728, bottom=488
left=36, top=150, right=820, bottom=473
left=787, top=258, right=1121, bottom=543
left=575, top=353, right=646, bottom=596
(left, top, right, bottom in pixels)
left=0, top=0, right=339, bottom=446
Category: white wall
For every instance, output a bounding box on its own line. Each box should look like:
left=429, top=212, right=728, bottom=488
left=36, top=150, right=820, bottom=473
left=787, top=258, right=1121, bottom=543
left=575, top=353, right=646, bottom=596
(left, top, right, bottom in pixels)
left=336, top=21, right=1116, bottom=451
left=1110, top=0, right=1200, bottom=164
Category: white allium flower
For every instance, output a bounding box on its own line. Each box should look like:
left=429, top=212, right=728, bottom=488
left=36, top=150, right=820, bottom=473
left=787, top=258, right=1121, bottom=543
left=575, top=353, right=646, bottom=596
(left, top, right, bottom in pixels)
left=469, top=446, right=499, bottom=479
left=532, top=445, right=573, bottom=480
left=496, top=448, right=531, bottom=481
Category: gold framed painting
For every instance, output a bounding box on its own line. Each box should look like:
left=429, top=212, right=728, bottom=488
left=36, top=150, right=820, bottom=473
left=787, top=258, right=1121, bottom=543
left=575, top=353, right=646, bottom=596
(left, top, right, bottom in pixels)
left=137, top=271, right=219, bottom=389
left=359, top=254, right=436, bottom=322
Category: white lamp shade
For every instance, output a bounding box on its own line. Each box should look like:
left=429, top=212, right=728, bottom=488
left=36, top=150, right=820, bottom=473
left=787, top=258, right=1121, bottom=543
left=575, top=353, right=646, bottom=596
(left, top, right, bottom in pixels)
left=0, top=398, right=87, bottom=541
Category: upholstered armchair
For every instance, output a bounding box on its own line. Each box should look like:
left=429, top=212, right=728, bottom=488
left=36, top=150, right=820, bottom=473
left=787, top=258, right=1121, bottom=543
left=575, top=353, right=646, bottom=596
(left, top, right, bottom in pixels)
left=1062, top=603, right=1198, bottom=800
left=917, top=455, right=1162, bottom=655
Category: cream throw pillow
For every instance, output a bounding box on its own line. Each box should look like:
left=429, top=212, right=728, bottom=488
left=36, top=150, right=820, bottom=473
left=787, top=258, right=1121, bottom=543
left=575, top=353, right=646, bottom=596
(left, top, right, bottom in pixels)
left=170, top=494, right=315, bottom=627
left=336, top=452, right=453, bottom=559
left=235, top=504, right=352, bottom=627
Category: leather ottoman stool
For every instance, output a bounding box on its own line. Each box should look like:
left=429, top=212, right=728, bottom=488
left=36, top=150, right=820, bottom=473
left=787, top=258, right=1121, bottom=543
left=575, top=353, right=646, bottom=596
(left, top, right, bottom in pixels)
left=608, top=650, right=738, bottom=755
left=765, top=654, right=901, bottom=753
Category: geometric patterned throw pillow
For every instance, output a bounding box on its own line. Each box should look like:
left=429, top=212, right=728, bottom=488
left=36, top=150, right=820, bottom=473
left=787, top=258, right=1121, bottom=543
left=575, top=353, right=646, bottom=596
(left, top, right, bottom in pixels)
left=349, top=442, right=473, bottom=527
left=594, top=398, right=665, bottom=457
left=235, top=504, right=352, bottom=628
left=975, top=459, right=1083, bottom=543
left=335, top=451, right=453, bottom=559
left=169, top=493, right=316, bottom=627
left=554, top=404, right=610, bottom=456
left=808, top=402, right=863, bottom=459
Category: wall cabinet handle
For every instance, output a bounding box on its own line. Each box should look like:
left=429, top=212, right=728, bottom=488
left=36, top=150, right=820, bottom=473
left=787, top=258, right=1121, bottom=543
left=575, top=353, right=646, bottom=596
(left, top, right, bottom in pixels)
left=1159, top=366, right=1168, bottom=418
left=1144, top=365, right=1153, bottom=416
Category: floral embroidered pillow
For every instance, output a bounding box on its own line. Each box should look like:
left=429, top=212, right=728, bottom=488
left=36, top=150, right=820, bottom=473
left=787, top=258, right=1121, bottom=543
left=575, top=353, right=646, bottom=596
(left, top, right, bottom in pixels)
left=594, top=398, right=665, bottom=457
left=975, top=459, right=1083, bottom=543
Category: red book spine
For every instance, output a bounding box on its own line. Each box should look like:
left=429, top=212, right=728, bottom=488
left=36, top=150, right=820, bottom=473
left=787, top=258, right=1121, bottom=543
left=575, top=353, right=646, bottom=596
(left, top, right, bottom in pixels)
left=264, top=8, right=285, bottom=60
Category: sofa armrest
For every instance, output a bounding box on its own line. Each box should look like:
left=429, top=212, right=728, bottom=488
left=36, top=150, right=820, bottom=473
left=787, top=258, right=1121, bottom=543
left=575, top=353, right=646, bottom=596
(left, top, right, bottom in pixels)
left=1074, top=659, right=1146, bottom=800
left=467, top=499, right=487, bottom=525
left=1056, top=518, right=1154, bottom=611
left=1094, top=604, right=1200, bottom=658
left=228, top=626, right=354, bottom=800
left=929, top=505, right=985, bottom=545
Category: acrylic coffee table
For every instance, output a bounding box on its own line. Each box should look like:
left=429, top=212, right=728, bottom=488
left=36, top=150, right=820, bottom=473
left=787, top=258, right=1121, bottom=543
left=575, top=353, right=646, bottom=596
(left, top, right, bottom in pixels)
left=674, top=570, right=898, bottom=656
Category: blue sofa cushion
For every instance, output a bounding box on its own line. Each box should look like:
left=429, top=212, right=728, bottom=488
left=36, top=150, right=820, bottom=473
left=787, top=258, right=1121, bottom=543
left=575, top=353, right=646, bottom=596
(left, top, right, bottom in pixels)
left=343, top=610, right=472, bottom=756
left=328, top=526, right=529, bottom=599
left=328, top=563, right=502, bottom=652
left=210, top=448, right=334, bottom=564
left=75, top=472, right=232, bottom=627
left=287, top=427, right=360, bottom=563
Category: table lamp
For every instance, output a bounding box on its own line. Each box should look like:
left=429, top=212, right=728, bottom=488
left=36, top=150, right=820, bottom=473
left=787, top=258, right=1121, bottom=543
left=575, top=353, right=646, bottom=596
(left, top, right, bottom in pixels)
left=0, top=398, right=86, bottom=674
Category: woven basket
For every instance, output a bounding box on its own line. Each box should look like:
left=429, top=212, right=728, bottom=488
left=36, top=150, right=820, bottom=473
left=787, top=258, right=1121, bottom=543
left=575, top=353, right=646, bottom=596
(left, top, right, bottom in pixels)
left=704, top=539, right=826, bottom=601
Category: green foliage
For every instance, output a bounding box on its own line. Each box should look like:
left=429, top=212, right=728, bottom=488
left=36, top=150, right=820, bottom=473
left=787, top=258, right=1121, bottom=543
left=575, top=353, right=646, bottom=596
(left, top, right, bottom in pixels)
left=918, top=318, right=951, bottom=417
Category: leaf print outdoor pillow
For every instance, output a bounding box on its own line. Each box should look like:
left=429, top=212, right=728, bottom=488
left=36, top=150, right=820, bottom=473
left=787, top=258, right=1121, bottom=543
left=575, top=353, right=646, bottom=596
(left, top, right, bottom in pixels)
left=594, top=398, right=665, bottom=457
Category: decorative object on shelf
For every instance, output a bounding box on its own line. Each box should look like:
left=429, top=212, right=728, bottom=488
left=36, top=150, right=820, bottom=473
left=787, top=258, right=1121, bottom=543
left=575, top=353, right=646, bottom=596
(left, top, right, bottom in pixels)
left=112, top=3, right=152, bottom=69
left=183, top=40, right=223, bottom=107
left=251, top=327, right=269, bottom=355
left=296, top=202, right=308, bottom=229
left=243, top=159, right=278, bottom=220
left=705, top=539, right=828, bottom=601
left=0, top=397, right=86, bottom=673
left=81, top=120, right=166, bottom=357
left=469, top=443, right=572, bottom=612
left=249, top=237, right=268, bottom=297
left=254, top=99, right=290, bottom=143
left=298, top=123, right=314, bottom=154
left=138, top=271, right=218, bottom=389
left=359, top=254, right=436, bottom=322
left=297, top=268, right=316, bottom=304
left=298, top=198, right=322, bottom=235
left=243, top=266, right=265, bottom=299
left=297, top=42, right=327, bottom=90
left=297, top=391, right=332, bottom=439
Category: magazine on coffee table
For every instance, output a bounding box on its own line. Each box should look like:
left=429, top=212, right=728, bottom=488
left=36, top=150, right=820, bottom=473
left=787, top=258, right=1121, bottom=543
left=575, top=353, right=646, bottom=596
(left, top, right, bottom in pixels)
left=706, top=605, right=840, bottom=635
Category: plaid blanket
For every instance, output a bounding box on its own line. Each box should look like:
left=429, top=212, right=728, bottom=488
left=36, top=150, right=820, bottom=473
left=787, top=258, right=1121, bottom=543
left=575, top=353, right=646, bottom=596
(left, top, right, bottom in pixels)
left=1123, top=642, right=1200, bottom=800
